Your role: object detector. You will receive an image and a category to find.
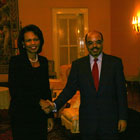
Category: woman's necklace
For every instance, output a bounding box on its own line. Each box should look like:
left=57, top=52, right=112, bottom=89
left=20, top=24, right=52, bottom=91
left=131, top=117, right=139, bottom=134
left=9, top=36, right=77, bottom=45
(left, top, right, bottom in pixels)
left=29, top=54, right=38, bottom=63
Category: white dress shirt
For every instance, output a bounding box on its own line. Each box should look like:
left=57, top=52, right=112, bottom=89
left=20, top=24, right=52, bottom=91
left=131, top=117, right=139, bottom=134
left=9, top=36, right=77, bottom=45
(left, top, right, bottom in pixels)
left=89, top=53, right=103, bottom=79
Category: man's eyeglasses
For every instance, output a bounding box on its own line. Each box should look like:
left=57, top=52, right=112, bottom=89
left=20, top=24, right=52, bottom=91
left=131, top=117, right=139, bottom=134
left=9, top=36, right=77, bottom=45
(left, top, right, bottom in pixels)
left=87, top=40, right=103, bottom=45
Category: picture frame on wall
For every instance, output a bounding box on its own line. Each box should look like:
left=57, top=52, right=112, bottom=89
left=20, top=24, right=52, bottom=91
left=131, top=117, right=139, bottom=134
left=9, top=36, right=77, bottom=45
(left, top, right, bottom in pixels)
left=0, top=0, right=19, bottom=74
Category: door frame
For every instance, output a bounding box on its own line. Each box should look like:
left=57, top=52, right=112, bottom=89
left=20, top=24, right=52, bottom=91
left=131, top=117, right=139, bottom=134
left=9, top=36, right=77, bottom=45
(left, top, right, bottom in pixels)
left=52, top=8, right=88, bottom=78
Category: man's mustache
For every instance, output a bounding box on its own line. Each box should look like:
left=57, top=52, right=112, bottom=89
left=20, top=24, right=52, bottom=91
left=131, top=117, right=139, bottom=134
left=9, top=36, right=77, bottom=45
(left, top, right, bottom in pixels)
left=91, top=47, right=99, bottom=51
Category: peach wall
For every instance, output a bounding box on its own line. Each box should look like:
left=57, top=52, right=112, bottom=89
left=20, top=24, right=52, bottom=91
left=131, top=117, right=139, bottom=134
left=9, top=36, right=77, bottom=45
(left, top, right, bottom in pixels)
left=1, top=0, right=140, bottom=82
left=0, top=0, right=111, bottom=82
left=111, top=0, right=140, bottom=80
left=18, top=0, right=111, bottom=59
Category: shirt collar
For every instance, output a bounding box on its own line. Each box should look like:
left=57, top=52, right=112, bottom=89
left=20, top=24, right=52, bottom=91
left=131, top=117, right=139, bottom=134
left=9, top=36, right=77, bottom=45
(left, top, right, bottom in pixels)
left=89, top=53, right=103, bottom=63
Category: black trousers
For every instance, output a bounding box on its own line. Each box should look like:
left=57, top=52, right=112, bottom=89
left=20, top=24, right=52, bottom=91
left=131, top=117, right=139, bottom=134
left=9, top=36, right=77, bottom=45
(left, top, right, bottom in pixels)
left=81, top=133, right=119, bottom=140
left=11, top=116, right=48, bottom=140
left=80, top=123, right=119, bottom=140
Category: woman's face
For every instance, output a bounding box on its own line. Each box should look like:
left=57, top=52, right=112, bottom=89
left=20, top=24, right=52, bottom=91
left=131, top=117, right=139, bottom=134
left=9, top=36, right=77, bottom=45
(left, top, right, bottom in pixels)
left=23, top=31, right=40, bottom=54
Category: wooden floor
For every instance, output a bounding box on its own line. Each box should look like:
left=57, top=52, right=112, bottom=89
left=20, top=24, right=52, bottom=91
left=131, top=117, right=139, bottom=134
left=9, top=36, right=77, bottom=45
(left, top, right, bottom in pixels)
left=127, top=81, right=140, bottom=112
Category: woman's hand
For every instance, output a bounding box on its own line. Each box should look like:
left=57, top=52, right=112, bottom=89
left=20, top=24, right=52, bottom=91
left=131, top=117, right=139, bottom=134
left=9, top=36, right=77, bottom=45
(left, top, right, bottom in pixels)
left=118, top=120, right=127, bottom=133
left=47, top=118, right=54, bottom=132
left=39, top=99, right=55, bottom=114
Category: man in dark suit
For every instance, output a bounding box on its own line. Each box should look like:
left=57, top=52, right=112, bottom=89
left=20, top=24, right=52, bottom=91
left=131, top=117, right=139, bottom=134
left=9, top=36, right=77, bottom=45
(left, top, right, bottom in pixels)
left=40, top=31, right=128, bottom=140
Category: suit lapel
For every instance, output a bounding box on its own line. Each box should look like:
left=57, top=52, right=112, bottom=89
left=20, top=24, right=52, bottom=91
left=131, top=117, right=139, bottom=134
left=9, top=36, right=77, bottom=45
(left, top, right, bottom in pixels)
left=83, top=55, right=96, bottom=91
left=98, top=53, right=110, bottom=92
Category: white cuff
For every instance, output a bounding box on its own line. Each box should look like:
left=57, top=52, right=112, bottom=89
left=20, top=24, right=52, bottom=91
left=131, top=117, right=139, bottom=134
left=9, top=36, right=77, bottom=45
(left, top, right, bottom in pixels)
left=52, top=102, right=57, bottom=112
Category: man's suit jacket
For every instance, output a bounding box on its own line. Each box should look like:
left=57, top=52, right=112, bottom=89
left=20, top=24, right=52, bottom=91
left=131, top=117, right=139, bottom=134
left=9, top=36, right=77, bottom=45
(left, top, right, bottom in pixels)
left=55, top=53, right=128, bottom=134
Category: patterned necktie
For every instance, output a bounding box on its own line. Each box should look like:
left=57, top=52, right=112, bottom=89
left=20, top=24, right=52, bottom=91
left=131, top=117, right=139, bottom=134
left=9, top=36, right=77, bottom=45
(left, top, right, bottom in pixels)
left=92, top=58, right=99, bottom=91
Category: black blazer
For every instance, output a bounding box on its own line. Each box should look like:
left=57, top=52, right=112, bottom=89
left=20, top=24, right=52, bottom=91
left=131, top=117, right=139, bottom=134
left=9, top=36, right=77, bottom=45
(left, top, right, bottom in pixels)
left=8, top=55, right=52, bottom=119
left=55, top=53, right=128, bottom=134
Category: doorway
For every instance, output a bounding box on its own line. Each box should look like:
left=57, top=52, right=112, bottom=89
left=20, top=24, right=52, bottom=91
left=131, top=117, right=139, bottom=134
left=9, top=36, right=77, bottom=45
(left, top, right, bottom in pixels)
left=52, top=8, right=88, bottom=77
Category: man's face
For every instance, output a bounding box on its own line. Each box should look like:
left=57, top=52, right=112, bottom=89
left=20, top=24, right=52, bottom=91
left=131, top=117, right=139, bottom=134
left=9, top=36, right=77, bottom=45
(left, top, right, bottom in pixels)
left=86, top=32, right=103, bottom=58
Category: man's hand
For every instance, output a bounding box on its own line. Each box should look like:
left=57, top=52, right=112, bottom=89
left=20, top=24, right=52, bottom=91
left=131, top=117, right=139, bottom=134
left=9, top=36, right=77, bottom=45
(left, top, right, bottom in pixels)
left=47, top=118, right=54, bottom=132
left=39, top=99, right=55, bottom=114
left=40, top=99, right=50, bottom=110
left=44, top=100, right=55, bottom=114
left=118, top=120, right=127, bottom=133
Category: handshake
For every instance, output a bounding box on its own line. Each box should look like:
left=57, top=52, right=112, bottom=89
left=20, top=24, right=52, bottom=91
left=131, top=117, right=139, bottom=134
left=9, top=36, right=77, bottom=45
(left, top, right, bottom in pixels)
left=39, top=99, right=56, bottom=114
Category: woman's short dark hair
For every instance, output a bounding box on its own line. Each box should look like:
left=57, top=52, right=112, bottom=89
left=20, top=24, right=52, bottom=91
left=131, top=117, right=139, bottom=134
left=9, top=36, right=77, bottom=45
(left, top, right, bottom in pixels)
left=18, top=24, right=44, bottom=55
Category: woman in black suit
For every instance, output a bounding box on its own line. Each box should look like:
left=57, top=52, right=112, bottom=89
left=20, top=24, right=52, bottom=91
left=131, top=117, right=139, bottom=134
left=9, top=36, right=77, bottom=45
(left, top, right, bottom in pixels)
left=8, top=24, right=53, bottom=140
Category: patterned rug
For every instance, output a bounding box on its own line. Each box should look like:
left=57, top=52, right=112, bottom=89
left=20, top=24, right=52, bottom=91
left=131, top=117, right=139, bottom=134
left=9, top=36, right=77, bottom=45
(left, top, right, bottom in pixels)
left=0, top=118, right=80, bottom=140
left=0, top=130, right=12, bottom=140
left=1, top=109, right=140, bottom=140
left=48, top=119, right=80, bottom=140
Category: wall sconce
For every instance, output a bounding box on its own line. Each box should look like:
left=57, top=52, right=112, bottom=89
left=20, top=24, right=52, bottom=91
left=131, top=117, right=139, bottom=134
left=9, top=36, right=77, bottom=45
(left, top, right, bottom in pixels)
left=132, top=16, right=140, bottom=32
